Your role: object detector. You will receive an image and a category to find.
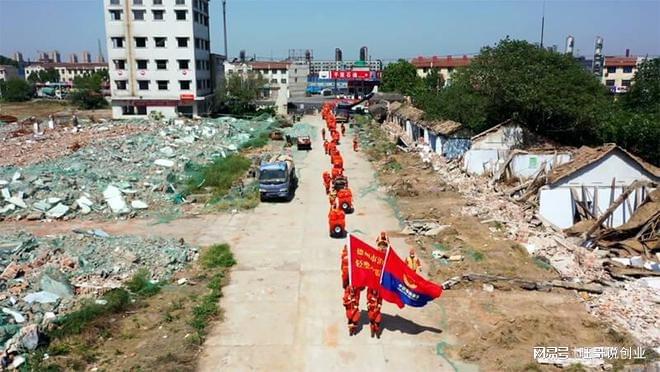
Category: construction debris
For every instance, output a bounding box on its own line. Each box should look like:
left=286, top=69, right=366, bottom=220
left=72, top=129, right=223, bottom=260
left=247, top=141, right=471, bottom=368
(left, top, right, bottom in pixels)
left=402, top=220, right=450, bottom=236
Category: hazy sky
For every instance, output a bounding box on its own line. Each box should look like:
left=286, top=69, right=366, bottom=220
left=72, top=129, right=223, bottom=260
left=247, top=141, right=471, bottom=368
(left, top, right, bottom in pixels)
left=1, top=0, right=659, bottom=62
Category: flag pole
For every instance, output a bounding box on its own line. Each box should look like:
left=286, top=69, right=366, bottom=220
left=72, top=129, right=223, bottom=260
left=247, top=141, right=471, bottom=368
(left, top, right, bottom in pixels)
left=379, top=244, right=391, bottom=285
left=347, top=233, right=352, bottom=286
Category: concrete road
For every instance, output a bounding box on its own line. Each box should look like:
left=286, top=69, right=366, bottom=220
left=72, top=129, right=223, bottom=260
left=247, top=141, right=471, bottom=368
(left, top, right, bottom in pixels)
left=198, top=114, right=467, bottom=371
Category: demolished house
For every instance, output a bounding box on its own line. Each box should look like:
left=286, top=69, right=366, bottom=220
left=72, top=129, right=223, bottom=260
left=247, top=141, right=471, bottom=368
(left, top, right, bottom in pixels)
left=387, top=103, right=471, bottom=158
left=539, top=144, right=659, bottom=229
left=463, top=119, right=572, bottom=177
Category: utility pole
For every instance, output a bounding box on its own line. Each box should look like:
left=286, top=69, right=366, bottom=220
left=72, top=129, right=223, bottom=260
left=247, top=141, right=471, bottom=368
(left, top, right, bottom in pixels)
left=540, top=0, right=546, bottom=48
left=222, top=0, right=228, bottom=58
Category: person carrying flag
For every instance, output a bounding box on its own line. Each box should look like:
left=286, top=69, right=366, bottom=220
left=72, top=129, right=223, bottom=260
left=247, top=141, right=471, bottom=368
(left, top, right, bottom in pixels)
left=341, top=245, right=349, bottom=289
left=367, top=288, right=383, bottom=338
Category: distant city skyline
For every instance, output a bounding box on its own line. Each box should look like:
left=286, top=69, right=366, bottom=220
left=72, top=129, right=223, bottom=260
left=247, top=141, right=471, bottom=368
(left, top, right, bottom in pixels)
left=1, top=0, right=659, bottom=62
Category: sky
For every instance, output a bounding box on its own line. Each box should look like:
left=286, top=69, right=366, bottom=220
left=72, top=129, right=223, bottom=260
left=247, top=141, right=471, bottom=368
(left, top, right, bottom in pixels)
left=0, top=0, right=659, bottom=62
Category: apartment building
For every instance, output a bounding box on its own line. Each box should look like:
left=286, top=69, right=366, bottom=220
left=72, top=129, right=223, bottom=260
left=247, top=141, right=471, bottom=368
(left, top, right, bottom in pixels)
left=308, top=60, right=382, bottom=75
left=410, top=55, right=472, bottom=86
left=24, top=62, right=108, bottom=83
left=224, top=60, right=309, bottom=100
left=0, top=65, right=19, bottom=82
left=602, top=56, right=644, bottom=93
left=104, top=0, right=214, bottom=118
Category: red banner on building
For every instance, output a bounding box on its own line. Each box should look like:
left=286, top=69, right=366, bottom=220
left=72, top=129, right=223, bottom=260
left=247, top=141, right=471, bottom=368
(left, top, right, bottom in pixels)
left=348, top=234, right=385, bottom=289
left=330, top=70, right=372, bottom=80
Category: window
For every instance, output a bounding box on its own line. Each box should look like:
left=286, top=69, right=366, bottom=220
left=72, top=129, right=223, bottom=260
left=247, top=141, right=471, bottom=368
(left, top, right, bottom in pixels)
left=194, top=11, right=200, bottom=23
left=133, top=0, right=143, bottom=5
left=109, top=10, right=122, bottom=20
left=152, top=10, right=164, bottom=20
left=154, top=37, right=166, bottom=47
left=177, top=37, right=189, bottom=47
left=203, top=15, right=208, bottom=26
left=623, top=66, right=633, bottom=73
left=153, top=0, right=162, bottom=4
left=136, top=59, right=148, bottom=69
left=203, top=2, right=208, bottom=13
left=137, top=80, right=149, bottom=90
left=178, top=59, right=189, bottom=69
left=176, top=0, right=185, bottom=4
left=270, top=78, right=277, bottom=84
left=137, top=106, right=147, bottom=115
left=134, top=37, right=147, bottom=48
left=115, top=80, right=127, bottom=90
left=157, top=80, right=169, bottom=90
left=197, top=79, right=202, bottom=88
left=605, top=79, right=615, bottom=86
left=122, top=106, right=135, bottom=115
left=113, top=59, right=126, bottom=70
left=156, top=59, right=167, bottom=70
left=175, top=10, right=187, bottom=20
left=281, top=78, right=287, bottom=83
left=280, top=69, right=285, bottom=74
left=111, top=37, right=125, bottom=48
left=179, top=80, right=191, bottom=90
left=622, top=79, right=632, bottom=87
left=133, top=10, right=146, bottom=20
left=110, top=0, right=120, bottom=4
left=607, top=66, right=616, bottom=73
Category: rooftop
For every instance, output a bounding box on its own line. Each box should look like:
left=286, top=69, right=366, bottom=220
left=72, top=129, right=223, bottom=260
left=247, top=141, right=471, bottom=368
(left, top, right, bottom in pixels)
left=27, top=62, right=108, bottom=69
left=603, top=57, right=638, bottom=67
left=411, top=55, right=472, bottom=69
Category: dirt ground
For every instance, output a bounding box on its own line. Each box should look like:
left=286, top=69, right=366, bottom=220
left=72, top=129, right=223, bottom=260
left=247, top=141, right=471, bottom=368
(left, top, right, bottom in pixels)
left=0, top=99, right=112, bottom=122
left=364, top=127, right=643, bottom=370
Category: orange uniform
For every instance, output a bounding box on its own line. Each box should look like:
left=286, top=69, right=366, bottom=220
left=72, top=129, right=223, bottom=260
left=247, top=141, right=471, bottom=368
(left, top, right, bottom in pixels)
left=331, top=129, right=340, bottom=144
left=331, top=153, right=343, bottom=169
left=328, top=205, right=346, bottom=238
left=375, top=232, right=390, bottom=251
left=322, top=171, right=331, bottom=194
left=406, top=249, right=421, bottom=272
left=328, top=190, right=337, bottom=207
left=341, top=245, right=349, bottom=289
left=331, top=167, right=343, bottom=179
left=367, top=288, right=383, bottom=338
left=327, top=141, right=337, bottom=156
left=343, top=286, right=361, bottom=335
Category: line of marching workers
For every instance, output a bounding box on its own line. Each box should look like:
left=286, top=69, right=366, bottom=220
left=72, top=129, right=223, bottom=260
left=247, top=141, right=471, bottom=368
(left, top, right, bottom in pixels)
left=320, top=104, right=422, bottom=338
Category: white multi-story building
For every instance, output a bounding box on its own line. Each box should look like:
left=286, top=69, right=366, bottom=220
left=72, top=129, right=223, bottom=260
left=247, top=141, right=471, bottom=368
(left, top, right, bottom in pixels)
left=24, top=62, right=108, bottom=83
left=103, top=0, right=214, bottom=118
left=224, top=60, right=309, bottom=100
left=308, top=60, right=382, bottom=75
left=602, top=56, right=645, bottom=94
left=410, top=55, right=472, bottom=86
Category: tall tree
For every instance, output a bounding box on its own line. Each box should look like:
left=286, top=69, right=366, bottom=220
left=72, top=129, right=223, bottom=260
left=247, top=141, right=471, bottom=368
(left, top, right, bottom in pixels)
left=69, top=70, right=108, bottom=109
left=381, top=59, right=421, bottom=96
left=0, top=78, right=33, bottom=102
left=213, top=72, right=266, bottom=114
left=27, top=68, right=60, bottom=83
left=622, top=58, right=660, bottom=113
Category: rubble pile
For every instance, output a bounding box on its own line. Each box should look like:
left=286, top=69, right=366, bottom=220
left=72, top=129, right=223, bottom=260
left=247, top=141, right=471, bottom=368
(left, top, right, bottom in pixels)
left=0, top=231, right=196, bottom=350
left=378, top=126, right=658, bottom=350
left=0, top=116, right=277, bottom=221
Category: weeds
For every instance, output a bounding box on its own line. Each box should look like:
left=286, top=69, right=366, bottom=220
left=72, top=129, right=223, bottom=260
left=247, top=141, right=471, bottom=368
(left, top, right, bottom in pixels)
left=50, top=288, right=130, bottom=338
left=240, top=132, right=270, bottom=150
left=465, top=248, right=486, bottom=262
left=200, top=244, right=237, bottom=269
left=126, top=269, right=162, bottom=297
left=185, top=155, right=252, bottom=198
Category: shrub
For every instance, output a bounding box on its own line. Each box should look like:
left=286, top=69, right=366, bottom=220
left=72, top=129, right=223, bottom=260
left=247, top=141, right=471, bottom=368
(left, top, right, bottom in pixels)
left=200, top=244, right=236, bottom=269
left=125, top=269, right=161, bottom=297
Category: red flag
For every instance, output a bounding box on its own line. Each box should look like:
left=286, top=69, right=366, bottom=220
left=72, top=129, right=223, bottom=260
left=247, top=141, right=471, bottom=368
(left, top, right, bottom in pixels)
left=348, top=234, right=385, bottom=289
left=380, top=248, right=443, bottom=308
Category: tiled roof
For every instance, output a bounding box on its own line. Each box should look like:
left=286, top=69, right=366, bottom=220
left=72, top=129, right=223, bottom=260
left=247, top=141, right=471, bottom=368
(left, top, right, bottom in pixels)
left=410, top=55, right=472, bottom=69
left=603, top=57, right=637, bottom=67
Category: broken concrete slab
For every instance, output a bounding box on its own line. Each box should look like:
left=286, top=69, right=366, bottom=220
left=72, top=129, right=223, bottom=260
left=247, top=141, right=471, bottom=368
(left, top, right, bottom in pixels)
left=159, top=146, right=176, bottom=158
left=76, top=196, right=94, bottom=207
left=23, top=291, right=60, bottom=304
left=32, top=200, right=51, bottom=212
left=103, top=185, right=130, bottom=215
left=154, top=159, right=175, bottom=168
left=131, top=200, right=149, bottom=210
left=45, top=203, right=69, bottom=219
left=1, top=188, right=10, bottom=200
left=7, top=197, right=27, bottom=209
left=2, top=308, right=25, bottom=323
left=39, top=272, right=73, bottom=299
left=0, top=204, right=15, bottom=214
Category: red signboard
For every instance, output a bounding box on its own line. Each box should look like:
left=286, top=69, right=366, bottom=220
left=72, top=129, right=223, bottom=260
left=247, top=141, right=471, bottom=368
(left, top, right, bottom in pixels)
left=330, top=70, right=373, bottom=80
left=180, top=94, right=195, bottom=101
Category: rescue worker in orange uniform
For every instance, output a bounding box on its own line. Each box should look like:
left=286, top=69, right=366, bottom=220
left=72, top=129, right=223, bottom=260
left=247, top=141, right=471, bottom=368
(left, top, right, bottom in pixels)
left=328, top=202, right=346, bottom=238
left=331, top=152, right=343, bottom=170
left=327, top=141, right=337, bottom=156
left=406, top=248, right=422, bottom=272
left=331, top=129, right=340, bottom=144
left=367, top=288, right=383, bottom=338
left=323, top=139, right=330, bottom=155
left=328, top=188, right=337, bottom=207
left=375, top=231, right=391, bottom=251
left=343, top=285, right=361, bottom=335
left=341, top=245, right=349, bottom=289
left=331, top=166, right=343, bottom=180
left=322, top=171, right=332, bottom=194
left=353, top=136, right=359, bottom=152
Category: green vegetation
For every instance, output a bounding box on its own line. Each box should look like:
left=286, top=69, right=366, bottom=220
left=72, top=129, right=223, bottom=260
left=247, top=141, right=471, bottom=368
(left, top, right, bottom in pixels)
left=465, top=248, right=485, bottom=262
left=185, top=154, right=252, bottom=198
left=0, top=78, right=33, bottom=102
left=125, top=269, right=162, bottom=297
left=0, top=55, right=19, bottom=68
left=27, top=68, right=60, bottom=84
left=70, top=70, right=108, bottom=109
left=200, top=244, right=237, bottom=269
left=381, top=38, right=660, bottom=164
left=240, top=131, right=270, bottom=150
left=213, top=73, right=267, bottom=115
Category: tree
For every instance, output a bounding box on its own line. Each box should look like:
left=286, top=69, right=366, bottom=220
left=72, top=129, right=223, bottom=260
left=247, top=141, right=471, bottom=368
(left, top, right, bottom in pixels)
left=381, top=59, right=422, bottom=96
left=213, top=72, right=266, bottom=114
left=27, top=68, right=60, bottom=83
left=0, top=55, right=19, bottom=68
left=69, top=70, right=108, bottom=109
left=0, top=78, right=33, bottom=102
left=622, top=58, right=660, bottom=113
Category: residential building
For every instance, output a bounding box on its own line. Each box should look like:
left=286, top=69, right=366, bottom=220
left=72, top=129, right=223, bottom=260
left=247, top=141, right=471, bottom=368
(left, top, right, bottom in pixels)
left=69, top=54, right=79, bottom=63
left=225, top=60, right=309, bottom=100
left=24, top=62, right=108, bottom=83
left=13, top=52, right=24, bottom=64
left=210, top=53, right=226, bottom=92
left=49, top=50, right=62, bottom=63
left=103, top=0, right=213, bottom=118
left=410, top=55, right=472, bottom=86
left=81, top=51, right=92, bottom=63
left=602, top=56, right=644, bottom=93
left=0, top=65, right=19, bottom=82
left=308, top=60, right=382, bottom=75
